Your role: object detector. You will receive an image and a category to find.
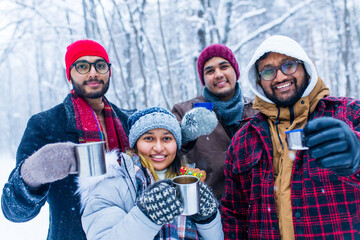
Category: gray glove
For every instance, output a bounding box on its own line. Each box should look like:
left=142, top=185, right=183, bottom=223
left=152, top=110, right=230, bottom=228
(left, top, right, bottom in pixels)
left=181, top=107, right=218, bottom=144
left=137, top=179, right=184, bottom=225
left=189, top=182, right=218, bottom=224
left=20, top=142, right=77, bottom=188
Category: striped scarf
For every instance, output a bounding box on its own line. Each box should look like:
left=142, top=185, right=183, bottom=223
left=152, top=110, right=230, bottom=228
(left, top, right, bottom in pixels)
left=133, top=155, right=202, bottom=240
left=70, top=90, right=129, bottom=151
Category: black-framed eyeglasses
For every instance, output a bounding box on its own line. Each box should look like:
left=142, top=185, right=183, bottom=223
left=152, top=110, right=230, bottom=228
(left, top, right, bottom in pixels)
left=71, top=60, right=111, bottom=75
left=259, top=60, right=303, bottom=81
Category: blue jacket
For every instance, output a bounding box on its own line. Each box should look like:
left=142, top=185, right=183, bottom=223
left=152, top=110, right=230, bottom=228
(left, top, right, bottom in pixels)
left=1, top=94, right=134, bottom=240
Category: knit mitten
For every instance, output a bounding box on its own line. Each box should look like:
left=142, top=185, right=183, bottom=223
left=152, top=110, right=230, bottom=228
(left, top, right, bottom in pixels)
left=137, top=179, right=184, bottom=225
left=189, top=182, right=218, bottom=224
left=20, top=142, right=77, bottom=188
left=181, top=107, right=218, bottom=144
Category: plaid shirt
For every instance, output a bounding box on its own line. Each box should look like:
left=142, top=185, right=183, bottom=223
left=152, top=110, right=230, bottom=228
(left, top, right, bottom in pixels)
left=220, top=97, right=360, bottom=240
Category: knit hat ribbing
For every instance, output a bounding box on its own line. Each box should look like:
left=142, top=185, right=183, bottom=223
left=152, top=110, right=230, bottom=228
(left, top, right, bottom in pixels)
left=65, top=39, right=110, bottom=81
left=197, top=44, right=240, bottom=85
left=128, top=107, right=182, bottom=149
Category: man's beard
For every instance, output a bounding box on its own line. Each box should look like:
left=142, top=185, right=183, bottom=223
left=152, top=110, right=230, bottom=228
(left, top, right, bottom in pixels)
left=71, top=77, right=110, bottom=99
left=263, top=75, right=309, bottom=107
left=211, top=80, right=237, bottom=101
left=214, top=87, right=236, bottom=100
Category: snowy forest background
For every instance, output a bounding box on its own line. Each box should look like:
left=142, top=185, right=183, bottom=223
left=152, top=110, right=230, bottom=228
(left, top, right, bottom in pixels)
left=0, top=0, right=359, bottom=238
left=0, top=0, right=360, bottom=156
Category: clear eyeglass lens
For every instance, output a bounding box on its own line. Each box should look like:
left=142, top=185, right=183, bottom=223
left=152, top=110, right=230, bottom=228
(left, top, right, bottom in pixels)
left=75, top=61, right=109, bottom=74
left=95, top=61, right=108, bottom=73
left=76, top=62, right=90, bottom=74
left=261, top=69, right=275, bottom=81
left=281, top=61, right=298, bottom=75
left=260, top=61, right=299, bottom=81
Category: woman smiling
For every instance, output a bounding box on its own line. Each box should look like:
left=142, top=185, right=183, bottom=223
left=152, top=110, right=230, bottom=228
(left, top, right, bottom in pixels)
left=77, top=107, right=223, bottom=240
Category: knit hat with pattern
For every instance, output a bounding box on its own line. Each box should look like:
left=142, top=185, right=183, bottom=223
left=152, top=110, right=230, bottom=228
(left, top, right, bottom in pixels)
left=197, top=43, right=240, bottom=85
left=65, top=39, right=110, bottom=81
left=128, top=107, right=182, bottom=149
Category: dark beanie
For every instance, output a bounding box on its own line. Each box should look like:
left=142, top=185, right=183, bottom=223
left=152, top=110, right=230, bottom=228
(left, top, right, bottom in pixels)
left=65, top=39, right=110, bottom=81
left=197, top=44, right=240, bottom=85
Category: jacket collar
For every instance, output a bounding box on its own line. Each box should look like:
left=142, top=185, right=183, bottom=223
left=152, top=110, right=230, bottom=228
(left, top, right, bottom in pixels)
left=253, top=77, right=329, bottom=126
left=63, top=93, right=79, bottom=133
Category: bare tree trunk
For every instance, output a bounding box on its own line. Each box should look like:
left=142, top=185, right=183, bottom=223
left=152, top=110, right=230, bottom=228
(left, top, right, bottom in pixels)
left=111, top=0, right=136, bottom=108
left=157, top=0, right=174, bottom=105
left=5, top=61, right=17, bottom=154
left=350, top=0, right=360, bottom=97
left=89, top=0, right=105, bottom=43
left=82, top=0, right=92, bottom=38
left=35, top=39, right=44, bottom=112
left=206, top=0, right=220, bottom=43
left=82, top=0, right=105, bottom=42
left=222, top=1, right=233, bottom=44
left=351, top=0, right=360, bottom=47
left=125, top=0, right=148, bottom=107
left=343, top=0, right=351, bottom=96
left=98, top=0, right=131, bottom=108
left=195, top=0, right=207, bottom=95
left=138, top=0, right=173, bottom=108
left=140, top=30, right=172, bottom=109
left=65, top=6, right=74, bottom=89
left=330, top=0, right=344, bottom=96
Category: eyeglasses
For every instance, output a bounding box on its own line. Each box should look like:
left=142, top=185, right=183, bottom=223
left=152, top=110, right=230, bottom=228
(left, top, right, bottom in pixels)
left=71, top=60, right=111, bottom=75
left=259, top=60, right=303, bottom=81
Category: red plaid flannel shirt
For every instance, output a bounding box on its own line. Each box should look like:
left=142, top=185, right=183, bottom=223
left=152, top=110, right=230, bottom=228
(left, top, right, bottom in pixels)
left=220, top=97, right=360, bottom=240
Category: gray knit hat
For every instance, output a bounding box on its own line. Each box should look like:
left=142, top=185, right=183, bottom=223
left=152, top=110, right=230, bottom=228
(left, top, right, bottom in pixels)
left=128, top=107, right=182, bottom=149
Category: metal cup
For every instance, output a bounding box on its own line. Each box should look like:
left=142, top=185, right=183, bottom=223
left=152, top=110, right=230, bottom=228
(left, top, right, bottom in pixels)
left=172, top=175, right=200, bottom=216
left=74, top=141, right=107, bottom=177
left=285, top=129, right=309, bottom=150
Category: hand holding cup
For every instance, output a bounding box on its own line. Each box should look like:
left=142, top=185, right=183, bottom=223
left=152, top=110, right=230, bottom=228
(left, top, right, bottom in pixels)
left=303, top=117, right=360, bottom=176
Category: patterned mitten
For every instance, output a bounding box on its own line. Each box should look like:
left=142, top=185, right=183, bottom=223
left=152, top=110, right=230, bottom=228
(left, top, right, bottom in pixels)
left=181, top=107, right=218, bottom=144
left=189, top=182, right=218, bottom=224
left=137, top=179, right=184, bottom=225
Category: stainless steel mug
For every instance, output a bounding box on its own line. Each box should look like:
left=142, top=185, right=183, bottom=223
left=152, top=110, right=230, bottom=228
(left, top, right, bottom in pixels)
left=172, top=175, right=200, bottom=216
left=74, top=141, right=107, bottom=177
left=285, top=129, right=309, bottom=150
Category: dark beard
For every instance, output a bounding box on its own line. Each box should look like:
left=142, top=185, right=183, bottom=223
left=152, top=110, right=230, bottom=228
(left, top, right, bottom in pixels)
left=71, top=77, right=110, bottom=99
left=264, top=75, right=309, bottom=107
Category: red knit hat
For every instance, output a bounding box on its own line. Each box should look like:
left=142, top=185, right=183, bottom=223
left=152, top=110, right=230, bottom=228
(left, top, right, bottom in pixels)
left=197, top=44, right=240, bottom=85
left=65, top=39, right=110, bottom=81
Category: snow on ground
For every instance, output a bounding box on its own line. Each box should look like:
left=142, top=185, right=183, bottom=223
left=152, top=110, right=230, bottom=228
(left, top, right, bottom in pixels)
left=0, top=153, right=48, bottom=240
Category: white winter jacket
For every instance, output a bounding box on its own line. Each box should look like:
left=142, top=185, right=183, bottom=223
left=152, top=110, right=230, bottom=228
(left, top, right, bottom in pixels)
left=77, top=151, right=224, bottom=240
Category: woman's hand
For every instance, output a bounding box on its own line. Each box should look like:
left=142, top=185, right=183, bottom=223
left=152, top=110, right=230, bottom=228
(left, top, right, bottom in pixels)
left=137, top=179, right=183, bottom=225
left=180, top=166, right=206, bottom=182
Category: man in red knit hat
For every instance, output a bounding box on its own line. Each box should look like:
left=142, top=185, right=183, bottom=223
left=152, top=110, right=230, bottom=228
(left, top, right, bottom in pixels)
left=2, top=39, right=135, bottom=240
left=172, top=44, right=257, bottom=200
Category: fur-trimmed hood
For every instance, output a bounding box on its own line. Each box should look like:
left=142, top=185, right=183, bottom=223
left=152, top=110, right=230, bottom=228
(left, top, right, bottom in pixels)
left=76, top=151, right=137, bottom=211
left=244, top=35, right=318, bottom=104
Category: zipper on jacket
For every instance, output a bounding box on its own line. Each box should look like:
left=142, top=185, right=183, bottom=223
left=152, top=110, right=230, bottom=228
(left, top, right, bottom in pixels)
left=289, top=106, right=294, bottom=125
left=274, top=106, right=284, bottom=149
left=121, top=154, right=137, bottom=203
